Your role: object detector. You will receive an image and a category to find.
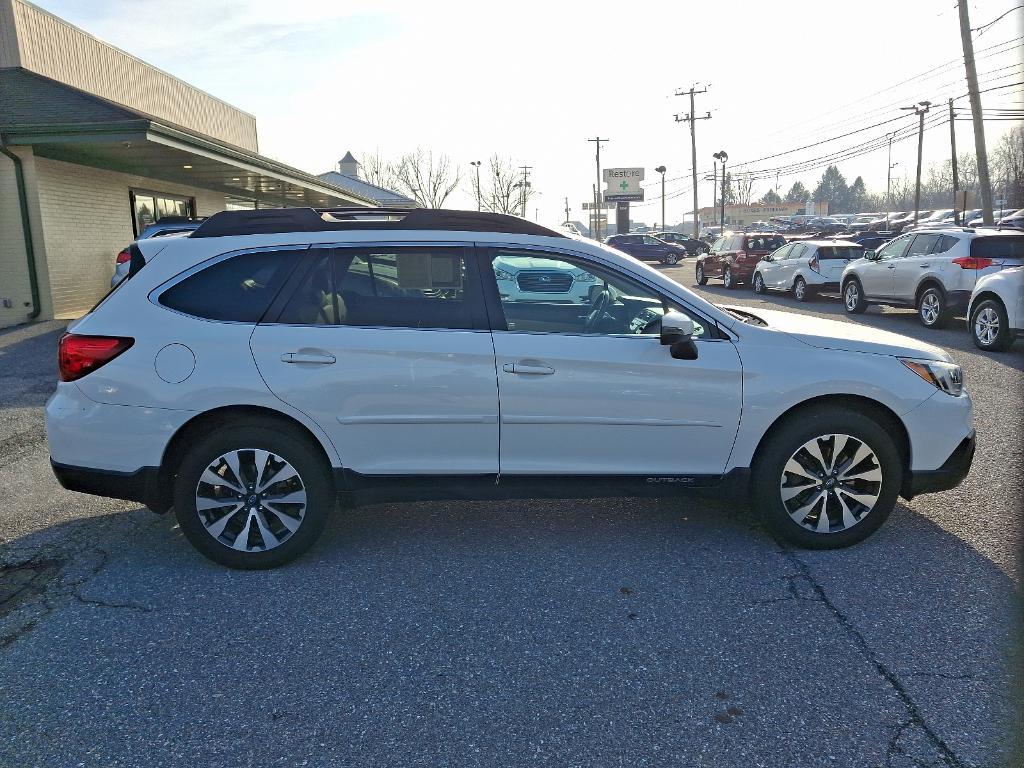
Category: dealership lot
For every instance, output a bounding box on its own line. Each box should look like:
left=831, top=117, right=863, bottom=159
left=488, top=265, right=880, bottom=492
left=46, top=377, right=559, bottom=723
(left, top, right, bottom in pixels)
left=0, top=282, right=1020, bottom=767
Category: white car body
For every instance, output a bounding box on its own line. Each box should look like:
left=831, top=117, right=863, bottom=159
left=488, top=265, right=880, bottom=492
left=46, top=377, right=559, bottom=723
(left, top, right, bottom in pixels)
left=46, top=209, right=976, bottom=566
left=968, top=265, right=1024, bottom=350
left=754, top=240, right=864, bottom=297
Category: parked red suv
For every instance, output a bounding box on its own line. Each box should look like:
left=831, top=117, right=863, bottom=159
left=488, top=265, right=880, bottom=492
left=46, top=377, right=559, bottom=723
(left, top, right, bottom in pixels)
left=696, top=232, right=787, bottom=288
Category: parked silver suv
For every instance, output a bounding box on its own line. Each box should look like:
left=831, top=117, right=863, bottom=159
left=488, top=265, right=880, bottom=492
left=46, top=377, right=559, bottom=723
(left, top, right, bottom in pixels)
left=841, top=229, right=1024, bottom=327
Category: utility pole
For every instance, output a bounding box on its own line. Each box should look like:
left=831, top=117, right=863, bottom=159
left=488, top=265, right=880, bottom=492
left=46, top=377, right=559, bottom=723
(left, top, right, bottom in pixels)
left=885, top=133, right=895, bottom=230
left=674, top=84, right=710, bottom=238
left=948, top=99, right=960, bottom=224
left=587, top=137, right=610, bottom=239
left=902, top=101, right=931, bottom=226
left=958, top=0, right=994, bottom=224
left=517, top=165, right=532, bottom=218
left=564, top=196, right=570, bottom=225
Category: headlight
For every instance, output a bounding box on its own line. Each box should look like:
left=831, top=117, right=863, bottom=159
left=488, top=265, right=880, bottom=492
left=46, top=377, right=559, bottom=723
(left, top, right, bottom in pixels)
left=574, top=272, right=596, bottom=282
left=494, top=268, right=514, bottom=281
left=900, top=358, right=964, bottom=396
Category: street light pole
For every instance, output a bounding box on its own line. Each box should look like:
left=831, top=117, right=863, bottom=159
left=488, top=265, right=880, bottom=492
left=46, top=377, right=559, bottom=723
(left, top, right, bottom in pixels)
left=902, top=101, right=931, bottom=226
left=713, top=151, right=728, bottom=233
left=587, top=137, right=609, bottom=240
left=885, top=133, right=895, bottom=230
left=470, top=160, right=482, bottom=211
left=655, top=166, right=666, bottom=230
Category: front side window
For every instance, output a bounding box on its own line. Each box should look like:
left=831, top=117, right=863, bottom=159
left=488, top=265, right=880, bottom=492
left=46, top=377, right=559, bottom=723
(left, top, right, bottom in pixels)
left=160, top=249, right=298, bottom=322
left=876, top=235, right=913, bottom=260
left=278, top=247, right=479, bottom=330
left=642, top=236, right=662, bottom=245
left=487, top=250, right=708, bottom=338
left=771, top=244, right=794, bottom=260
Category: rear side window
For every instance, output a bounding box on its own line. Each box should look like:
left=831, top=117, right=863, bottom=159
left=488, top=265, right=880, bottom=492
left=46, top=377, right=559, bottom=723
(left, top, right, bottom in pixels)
left=971, top=236, right=1024, bottom=259
left=935, top=235, right=959, bottom=254
left=818, top=246, right=864, bottom=259
left=160, top=250, right=297, bottom=322
left=277, top=247, right=481, bottom=330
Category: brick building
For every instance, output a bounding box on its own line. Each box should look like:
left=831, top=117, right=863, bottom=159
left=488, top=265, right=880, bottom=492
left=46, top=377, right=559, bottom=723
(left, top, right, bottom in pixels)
left=0, top=0, right=376, bottom=328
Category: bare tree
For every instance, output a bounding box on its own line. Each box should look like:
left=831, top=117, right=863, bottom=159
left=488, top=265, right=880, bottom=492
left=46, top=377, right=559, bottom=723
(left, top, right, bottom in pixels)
left=360, top=150, right=396, bottom=189
left=734, top=174, right=756, bottom=206
left=478, top=155, right=534, bottom=215
left=991, top=125, right=1024, bottom=209
left=390, top=148, right=461, bottom=208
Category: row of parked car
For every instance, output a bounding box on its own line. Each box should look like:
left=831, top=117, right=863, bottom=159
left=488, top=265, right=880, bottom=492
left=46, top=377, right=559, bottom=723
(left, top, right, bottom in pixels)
left=690, top=228, right=1023, bottom=352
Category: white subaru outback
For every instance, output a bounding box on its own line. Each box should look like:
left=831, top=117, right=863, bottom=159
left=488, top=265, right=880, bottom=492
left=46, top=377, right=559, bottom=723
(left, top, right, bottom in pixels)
left=46, top=208, right=975, bottom=569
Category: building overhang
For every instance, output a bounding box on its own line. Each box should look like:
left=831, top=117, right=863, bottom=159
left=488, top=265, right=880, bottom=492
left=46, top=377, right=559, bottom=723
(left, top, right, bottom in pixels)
left=0, top=118, right=378, bottom=208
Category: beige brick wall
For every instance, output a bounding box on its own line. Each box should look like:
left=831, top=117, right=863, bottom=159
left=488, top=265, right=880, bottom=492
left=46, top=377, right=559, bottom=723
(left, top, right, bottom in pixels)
left=0, top=150, right=35, bottom=328
left=31, top=156, right=225, bottom=321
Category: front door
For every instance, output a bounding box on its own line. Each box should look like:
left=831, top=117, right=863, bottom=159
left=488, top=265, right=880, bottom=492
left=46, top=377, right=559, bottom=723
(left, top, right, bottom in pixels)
left=250, top=245, right=499, bottom=476
left=482, top=247, right=743, bottom=477
left=860, top=234, right=913, bottom=298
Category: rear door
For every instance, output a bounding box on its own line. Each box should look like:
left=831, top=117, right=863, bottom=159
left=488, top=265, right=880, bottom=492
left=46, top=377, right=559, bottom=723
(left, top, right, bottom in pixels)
left=816, top=244, right=863, bottom=283
left=892, top=233, right=941, bottom=300
left=249, top=244, right=500, bottom=476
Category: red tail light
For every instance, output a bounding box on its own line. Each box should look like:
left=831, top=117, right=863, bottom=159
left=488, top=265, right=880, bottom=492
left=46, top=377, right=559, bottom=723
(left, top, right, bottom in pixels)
left=951, top=257, right=994, bottom=269
left=809, top=256, right=820, bottom=273
left=58, top=334, right=134, bottom=382
left=115, top=249, right=132, bottom=264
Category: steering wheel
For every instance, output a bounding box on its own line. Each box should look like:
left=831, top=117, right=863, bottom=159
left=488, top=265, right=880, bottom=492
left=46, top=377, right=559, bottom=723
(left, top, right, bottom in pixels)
left=583, top=289, right=612, bottom=334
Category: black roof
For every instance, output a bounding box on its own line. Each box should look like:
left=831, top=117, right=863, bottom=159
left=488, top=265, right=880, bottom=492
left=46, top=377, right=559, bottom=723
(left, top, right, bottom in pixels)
left=191, top=207, right=566, bottom=239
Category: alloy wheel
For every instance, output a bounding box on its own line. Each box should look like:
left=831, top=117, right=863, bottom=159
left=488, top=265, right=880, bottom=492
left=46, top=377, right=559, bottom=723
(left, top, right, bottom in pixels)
left=974, top=306, right=1000, bottom=346
left=195, top=448, right=307, bottom=552
left=724, top=268, right=733, bottom=288
left=844, top=282, right=859, bottom=310
left=754, top=274, right=764, bottom=293
left=920, top=291, right=941, bottom=325
left=794, top=279, right=806, bottom=300
left=780, top=433, right=882, bottom=534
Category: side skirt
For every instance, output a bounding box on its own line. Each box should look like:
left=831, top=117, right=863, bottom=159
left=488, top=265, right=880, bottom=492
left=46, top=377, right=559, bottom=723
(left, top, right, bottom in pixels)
left=336, top=468, right=751, bottom=507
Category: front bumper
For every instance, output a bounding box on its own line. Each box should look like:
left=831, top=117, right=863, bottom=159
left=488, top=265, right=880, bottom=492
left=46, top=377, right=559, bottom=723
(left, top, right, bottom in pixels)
left=902, top=431, right=976, bottom=499
left=51, top=459, right=168, bottom=512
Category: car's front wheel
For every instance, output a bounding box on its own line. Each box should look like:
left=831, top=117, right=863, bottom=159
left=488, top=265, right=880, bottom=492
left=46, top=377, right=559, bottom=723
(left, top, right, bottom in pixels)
left=663, top=252, right=679, bottom=265
left=751, top=406, right=901, bottom=549
left=971, top=297, right=1013, bottom=351
left=753, top=272, right=766, bottom=294
left=917, top=286, right=949, bottom=329
left=173, top=423, right=334, bottom=569
left=843, top=279, right=867, bottom=314
left=696, top=262, right=708, bottom=285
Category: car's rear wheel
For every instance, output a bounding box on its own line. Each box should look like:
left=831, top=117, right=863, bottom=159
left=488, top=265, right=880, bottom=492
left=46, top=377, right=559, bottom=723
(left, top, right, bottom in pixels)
left=696, top=262, right=708, bottom=285
left=971, top=298, right=1012, bottom=351
left=723, top=267, right=736, bottom=289
left=173, top=424, right=334, bottom=569
left=917, top=286, right=949, bottom=328
left=752, top=406, right=901, bottom=549
left=753, top=272, right=766, bottom=294
left=793, top=276, right=810, bottom=302
left=843, top=279, right=867, bottom=314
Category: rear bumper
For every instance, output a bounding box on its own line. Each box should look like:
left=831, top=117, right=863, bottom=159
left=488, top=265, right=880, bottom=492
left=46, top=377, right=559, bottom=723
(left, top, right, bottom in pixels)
left=902, top=431, right=975, bottom=499
left=50, top=459, right=168, bottom=512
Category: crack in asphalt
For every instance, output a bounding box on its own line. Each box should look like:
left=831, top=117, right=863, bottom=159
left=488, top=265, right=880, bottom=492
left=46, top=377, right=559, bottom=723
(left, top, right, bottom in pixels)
left=778, top=545, right=967, bottom=768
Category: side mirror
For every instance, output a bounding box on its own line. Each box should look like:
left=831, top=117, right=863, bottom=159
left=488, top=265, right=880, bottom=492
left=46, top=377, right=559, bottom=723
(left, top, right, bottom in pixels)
left=763, top=254, right=772, bottom=262
left=660, top=311, right=698, bottom=360
left=863, top=250, right=878, bottom=260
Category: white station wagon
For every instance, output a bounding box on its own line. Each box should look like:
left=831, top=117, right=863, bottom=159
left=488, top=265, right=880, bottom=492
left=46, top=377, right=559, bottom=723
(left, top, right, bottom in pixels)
left=47, top=209, right=975, bottom=568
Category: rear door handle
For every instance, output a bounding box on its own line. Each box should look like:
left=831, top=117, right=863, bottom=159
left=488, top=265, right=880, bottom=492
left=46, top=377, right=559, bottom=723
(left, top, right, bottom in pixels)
left=887, top=265, right=896, bottom=269
left=502, top=362, right=555, bottom=375
left=281, top=352, right=336, bottom=365
left=919, top=264, right=930, bottom=268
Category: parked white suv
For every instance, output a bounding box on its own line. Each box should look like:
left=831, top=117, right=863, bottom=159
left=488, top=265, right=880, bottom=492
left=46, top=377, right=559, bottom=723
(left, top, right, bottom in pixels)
left=841, top=228, right=1024, bottom=327
left=752, top=240, right=864, bottom=301
left=47, top=208, right=975, bottom=568
left=968, top=266, right=1023, bottom=351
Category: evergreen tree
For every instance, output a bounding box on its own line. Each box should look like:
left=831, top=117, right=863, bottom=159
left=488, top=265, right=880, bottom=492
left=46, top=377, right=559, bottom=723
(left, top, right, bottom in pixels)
left=784, top=181, right=810, bottom=204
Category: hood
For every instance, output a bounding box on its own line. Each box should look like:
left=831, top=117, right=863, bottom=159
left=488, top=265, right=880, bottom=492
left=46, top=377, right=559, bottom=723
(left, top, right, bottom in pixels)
left=723, top=306, right=952, bottom=361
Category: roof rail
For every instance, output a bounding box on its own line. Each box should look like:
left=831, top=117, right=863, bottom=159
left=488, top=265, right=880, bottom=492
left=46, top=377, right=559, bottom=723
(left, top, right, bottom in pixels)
left=190, top=207, right=566, bottom=239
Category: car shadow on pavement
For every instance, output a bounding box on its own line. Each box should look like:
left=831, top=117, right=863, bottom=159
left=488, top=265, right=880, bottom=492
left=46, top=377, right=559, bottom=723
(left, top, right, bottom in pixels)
left=0, top=322, right=66, bottom=410
left=0, top=493, right=1019, bottom=767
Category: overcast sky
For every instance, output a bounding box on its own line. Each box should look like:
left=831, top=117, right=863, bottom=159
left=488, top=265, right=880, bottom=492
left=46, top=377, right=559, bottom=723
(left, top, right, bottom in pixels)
left=36, top=0, right=1024, bottom=225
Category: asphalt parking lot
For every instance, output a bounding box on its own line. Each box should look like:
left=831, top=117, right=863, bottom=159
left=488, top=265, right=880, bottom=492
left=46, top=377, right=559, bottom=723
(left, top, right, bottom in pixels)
left=1, top=268, right=1021, bottom=767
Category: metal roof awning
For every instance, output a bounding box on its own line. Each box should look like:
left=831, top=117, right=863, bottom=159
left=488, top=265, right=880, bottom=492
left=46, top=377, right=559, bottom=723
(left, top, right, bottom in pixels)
left=1, top=118, right=378, bottom=209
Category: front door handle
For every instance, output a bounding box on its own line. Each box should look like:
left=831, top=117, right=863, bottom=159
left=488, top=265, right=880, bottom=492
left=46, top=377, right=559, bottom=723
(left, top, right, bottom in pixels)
left=281, top=352, right=336, bottom=365
left=887, top=265, right=896, bottom=269
left=919, top=264, right=930, bottom=268
left=502, top=362, right=555, bottom=375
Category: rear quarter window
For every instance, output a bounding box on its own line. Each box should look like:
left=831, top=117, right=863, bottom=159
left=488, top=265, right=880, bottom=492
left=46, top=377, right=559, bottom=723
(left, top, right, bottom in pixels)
left=159, top=250, right=297, bottom=322
left=971, top=236, right=1024, bottom=259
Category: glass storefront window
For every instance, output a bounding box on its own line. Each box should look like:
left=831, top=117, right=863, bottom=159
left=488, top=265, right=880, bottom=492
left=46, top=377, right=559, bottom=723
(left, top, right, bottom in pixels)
left=130, top=190, right=195, bottom=236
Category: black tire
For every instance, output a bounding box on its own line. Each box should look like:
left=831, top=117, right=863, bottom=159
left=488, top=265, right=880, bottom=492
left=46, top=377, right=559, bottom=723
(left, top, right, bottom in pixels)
left=751, top=405, right=902, bottom=549
left=970, top=297, right=1013, bottom=351
left=173, top=423, right=334, bottom=569
left=794, top=276, right=810, bottom=302
left=723, top=267, right=737, bottom=289
left=696, top=262, right=708, bottom=285
left=753, top=272, right=766, bottom=294
left=663, top=252, right=680, bottom=265
left=843, top=279, right=867, bottom=314
left=917, top=285, right=949, bottom=329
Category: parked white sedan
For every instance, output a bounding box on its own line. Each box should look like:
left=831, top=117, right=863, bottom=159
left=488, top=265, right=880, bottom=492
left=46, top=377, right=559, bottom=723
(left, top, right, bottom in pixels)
left=968, top=265, right=1023, bottom=351
left=752, top=240, right=864, bottom=301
